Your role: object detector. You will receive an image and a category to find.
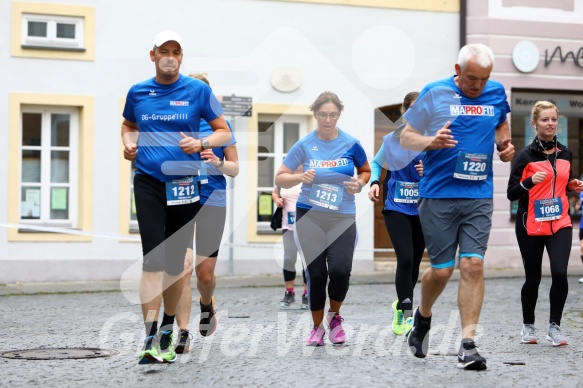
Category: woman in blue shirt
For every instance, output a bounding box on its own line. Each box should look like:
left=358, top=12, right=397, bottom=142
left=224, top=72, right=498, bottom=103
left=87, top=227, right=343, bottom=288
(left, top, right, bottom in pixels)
left=368, top=92, right=424, bottom=337
left=275, top=91, right=370, bottom=347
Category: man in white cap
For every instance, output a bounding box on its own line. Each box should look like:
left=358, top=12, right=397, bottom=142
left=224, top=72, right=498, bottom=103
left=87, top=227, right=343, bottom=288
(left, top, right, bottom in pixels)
left=121, top=30, right=231, bottom=364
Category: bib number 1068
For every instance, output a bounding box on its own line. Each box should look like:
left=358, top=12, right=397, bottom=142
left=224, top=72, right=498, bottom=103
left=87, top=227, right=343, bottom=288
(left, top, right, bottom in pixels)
left=539, top=204, right=560, bottom=215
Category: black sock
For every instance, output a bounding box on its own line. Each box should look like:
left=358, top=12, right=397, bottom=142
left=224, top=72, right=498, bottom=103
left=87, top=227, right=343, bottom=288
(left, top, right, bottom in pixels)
left=415, top=308, right=431, bottom=323
left=160, top=313, right=175, bottom=332
left=145, top=321, right=158, bottom=337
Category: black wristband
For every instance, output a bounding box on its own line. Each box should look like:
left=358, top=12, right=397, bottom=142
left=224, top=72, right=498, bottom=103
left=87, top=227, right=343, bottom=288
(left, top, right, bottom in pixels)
left=370, top=180, right=380, bottom=187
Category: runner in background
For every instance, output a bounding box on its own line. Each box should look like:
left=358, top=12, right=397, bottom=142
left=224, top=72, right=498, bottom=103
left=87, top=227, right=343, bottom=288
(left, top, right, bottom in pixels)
left=272, top=179, right=308, bottom=309
left=368, top=91, right=424, bottom=336
left=174, top=73, right=239, bottom=354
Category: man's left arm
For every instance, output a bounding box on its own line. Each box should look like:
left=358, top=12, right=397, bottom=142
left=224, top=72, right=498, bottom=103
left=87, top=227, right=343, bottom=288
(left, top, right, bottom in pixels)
left=495, top=119, right=514, bottom=163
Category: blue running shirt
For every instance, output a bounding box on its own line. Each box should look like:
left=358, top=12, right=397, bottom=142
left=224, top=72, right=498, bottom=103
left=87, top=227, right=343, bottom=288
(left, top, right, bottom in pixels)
left=403, top=76, right=510, bottom=199
left=283, top=129, right=368, bottom=215
left=198, top=120, right=236, bottom=207
left=123, top=74, right=224, bottom=182
left=382, top=131, right=422, bottom=215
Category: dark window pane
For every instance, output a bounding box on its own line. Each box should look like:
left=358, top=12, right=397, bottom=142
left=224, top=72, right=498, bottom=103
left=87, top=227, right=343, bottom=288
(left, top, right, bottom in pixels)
left=258, top=121, right=274, bottom=154
left=28, top=21, right=47, bottom=37
left=56, top=23, right=75, bottom=39
left=283, top=123, right=300, bottom=152
left=257, top=156, right=274, bottom=187
left=22, top=150, right=41, bottom=182
left=51, top=151, right=69, bottom=183
left=22, top=113, right=42, bottom=146
left=51, top=114, right=70, bottom=147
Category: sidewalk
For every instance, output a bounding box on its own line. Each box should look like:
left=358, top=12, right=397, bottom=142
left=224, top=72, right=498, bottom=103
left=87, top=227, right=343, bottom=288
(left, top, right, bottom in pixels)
left=1, top=266, right=581, bottom=296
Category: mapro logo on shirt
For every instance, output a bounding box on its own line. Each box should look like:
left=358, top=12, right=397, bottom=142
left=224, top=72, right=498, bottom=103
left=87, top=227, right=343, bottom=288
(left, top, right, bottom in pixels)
left=170, top=101, right=190, bottom=106
left=309, top=158, right=349, bottom=168
left=450, top=105, right=494, bottom=116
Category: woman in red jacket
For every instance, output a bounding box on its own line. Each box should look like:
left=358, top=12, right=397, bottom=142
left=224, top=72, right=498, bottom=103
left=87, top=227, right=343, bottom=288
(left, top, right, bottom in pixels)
left=508, top=101, right=583, bottom=347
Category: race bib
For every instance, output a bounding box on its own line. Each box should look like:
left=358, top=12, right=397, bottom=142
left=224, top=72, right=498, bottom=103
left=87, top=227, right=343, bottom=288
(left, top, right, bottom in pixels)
left=534, top=197, right=562, bottom=221
left=165, top=176, right=199, bottom=206
left=309, top=183, right=343, bottom=211
left=394, top=181, right=419, bottom=203
left=453, top=152, right=490, bottom=181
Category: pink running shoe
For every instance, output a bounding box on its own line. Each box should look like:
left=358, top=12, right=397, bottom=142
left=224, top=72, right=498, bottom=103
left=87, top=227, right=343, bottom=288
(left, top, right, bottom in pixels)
left=328, top=315, right=346, bottom=344
left=306, top=326, right=325, bottom=346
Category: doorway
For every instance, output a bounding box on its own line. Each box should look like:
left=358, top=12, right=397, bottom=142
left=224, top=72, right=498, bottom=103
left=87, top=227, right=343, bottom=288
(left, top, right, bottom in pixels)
left=373, top=104, right=402, bottom=262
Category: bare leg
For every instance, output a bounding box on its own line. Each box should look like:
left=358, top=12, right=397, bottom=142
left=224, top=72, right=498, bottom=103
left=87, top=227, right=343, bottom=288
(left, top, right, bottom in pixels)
left=458, top=257, right=484, bottom=339
left=311, top=309, right=324, bottom=327
left=284, top=280, right=295, bottom=289
left=140, top=271, right=163, bottom=323
left=329, top=299, right=343, bottom=315
left=161, top=272, right=184, bottom=317
left=175, top=249, right=195, bottom=330
left=418, top=266, right=454, bottom=318
left=196, top=255, right=217, bottom=305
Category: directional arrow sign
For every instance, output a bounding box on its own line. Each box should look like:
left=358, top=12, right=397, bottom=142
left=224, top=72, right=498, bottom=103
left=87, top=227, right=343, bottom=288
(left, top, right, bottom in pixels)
left=218, top=94, right=253, bottom=117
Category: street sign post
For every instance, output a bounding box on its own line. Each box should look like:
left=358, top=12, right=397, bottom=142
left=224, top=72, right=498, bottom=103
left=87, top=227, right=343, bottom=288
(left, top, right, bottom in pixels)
left=218, top=94, right=253, bottom=276
left=219, top=94, right=253, bottom=117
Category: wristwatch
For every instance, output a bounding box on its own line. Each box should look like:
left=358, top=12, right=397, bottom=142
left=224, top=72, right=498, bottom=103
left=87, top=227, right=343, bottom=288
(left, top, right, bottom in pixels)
left=202, top=139, right=210, bottom=150
left=217, top=158, right=225, bottom=168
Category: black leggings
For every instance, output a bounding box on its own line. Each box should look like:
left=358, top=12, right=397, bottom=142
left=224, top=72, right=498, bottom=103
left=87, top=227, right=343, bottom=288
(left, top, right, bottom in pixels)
left=282, top=230, right=307, bottom=283
left=517, top=227, right=572, bottom=326
left=383, top=211, right=425, bottom=313
left=295, top=208, right=357, bottom=311
left=134, top=173, right=198, bottom=276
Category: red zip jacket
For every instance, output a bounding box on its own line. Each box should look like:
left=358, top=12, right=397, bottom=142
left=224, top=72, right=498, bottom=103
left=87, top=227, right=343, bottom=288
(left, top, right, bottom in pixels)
left=507, top=139, right=573, bottom=236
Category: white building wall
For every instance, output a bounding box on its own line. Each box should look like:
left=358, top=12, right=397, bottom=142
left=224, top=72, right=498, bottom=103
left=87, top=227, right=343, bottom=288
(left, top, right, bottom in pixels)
left=0, top=0, right=459, bottom=282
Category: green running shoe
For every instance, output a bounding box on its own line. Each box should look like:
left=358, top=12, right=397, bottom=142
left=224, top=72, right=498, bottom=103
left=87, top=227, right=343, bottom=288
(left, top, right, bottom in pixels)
left=159, top=330, right=177, bottom=363
left=404, top=317, right=413, bottom=337
left=138, top=335, right=162, bottom=365
left=392, top=300, right=405, bottom=335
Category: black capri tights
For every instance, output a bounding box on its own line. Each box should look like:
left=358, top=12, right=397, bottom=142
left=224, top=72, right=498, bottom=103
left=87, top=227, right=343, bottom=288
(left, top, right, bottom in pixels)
left=134, top=173, right=198, bottom=276
left=517, top=227, right=572, bottom=326
left=295, top=207, right=357, bottom=311
left=383, top=210, right=425, bottom=312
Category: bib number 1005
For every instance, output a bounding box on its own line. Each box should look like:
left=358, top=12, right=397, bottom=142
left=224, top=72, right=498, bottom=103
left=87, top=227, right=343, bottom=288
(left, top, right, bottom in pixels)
left=399, top=187, right=418, bottom=197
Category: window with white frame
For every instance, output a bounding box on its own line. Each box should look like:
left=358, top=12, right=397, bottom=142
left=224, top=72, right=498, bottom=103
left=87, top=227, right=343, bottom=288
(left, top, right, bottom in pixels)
left=20, top=107, right=78, bottom=228
left=21, top=13, right=85, bottom=50
left=257, top=114, right=308, bottom=232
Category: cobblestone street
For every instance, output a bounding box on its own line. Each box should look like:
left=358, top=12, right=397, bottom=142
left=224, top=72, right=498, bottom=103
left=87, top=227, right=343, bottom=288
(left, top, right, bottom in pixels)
left=1, top=275, right=582, bottom=387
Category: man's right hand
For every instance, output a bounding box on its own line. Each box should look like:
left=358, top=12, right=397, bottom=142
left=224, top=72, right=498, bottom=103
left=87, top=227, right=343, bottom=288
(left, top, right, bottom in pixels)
left=428, top=121, right=458, bottom=150
left=124, top=143, right=138, bottom=161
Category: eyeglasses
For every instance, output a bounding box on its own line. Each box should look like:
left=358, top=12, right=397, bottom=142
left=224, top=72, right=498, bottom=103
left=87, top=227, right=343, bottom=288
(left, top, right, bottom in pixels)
left=316, top=112, right=340, bottom=120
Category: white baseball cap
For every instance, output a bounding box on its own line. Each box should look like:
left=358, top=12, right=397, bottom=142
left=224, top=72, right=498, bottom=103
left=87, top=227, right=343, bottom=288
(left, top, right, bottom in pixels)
left=153, top=30, right=183, bottom=49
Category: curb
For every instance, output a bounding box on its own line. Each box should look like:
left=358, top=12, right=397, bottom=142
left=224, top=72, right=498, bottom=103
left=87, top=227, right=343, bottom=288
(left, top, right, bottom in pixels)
left=1, top=267, right=580, bottom=296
